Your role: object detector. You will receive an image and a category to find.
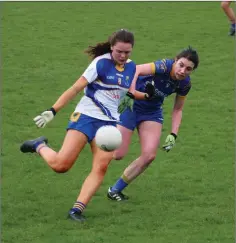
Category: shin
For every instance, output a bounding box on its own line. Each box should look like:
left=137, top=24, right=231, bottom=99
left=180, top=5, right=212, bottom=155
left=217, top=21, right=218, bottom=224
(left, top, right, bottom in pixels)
left=124, top=121, right=162, bottom=183
left=76, top=140, right=114, bottom=205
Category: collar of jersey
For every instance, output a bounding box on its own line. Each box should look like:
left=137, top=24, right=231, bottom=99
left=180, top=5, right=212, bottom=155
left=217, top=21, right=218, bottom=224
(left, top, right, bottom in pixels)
left=110, top=53, right=125, bottom=72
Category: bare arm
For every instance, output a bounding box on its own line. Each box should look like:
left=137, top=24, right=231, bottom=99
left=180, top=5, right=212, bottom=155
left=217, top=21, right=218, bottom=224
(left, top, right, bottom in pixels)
left=52, top=76, right=89, bottom=112
left=171, top=95, right=187, bottom=135
left=134, top=90, right=148, bottom=100
left=129, top=63, right=155, bottom=97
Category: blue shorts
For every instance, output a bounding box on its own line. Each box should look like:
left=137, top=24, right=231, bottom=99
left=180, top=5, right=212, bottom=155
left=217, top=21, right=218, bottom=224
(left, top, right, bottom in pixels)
left=118, top=108, right=163, bottom=131
left=67, top=112, right=117, bottom=143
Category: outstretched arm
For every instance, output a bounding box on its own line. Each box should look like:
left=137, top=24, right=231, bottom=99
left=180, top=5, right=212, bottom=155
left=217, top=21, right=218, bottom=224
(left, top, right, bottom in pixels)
left=34, top=56, right=99, bottom=128
left=52, top=76, right=89, bottom=112
left=118, top=63, right=156, bottom=113
left=129, top=63, right=155, bottom=100
left=33, top=76, right=89, bottom=128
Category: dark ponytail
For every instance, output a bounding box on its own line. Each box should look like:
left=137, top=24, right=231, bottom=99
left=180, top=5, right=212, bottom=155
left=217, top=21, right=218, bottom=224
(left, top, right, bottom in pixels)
left=85, top=29, right=134, bottom=59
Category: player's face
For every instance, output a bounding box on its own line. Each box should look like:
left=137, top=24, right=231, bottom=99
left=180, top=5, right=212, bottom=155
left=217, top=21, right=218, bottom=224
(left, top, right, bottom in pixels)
left=173, top=57, right=194, bottom=80
left=111, top=42, right=133, bottom=65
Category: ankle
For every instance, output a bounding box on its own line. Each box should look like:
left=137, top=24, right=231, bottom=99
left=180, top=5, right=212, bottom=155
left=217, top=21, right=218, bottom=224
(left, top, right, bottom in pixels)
left=36, top=143, right=47, bottom=154
left=72, top=201, right=86, bottom=214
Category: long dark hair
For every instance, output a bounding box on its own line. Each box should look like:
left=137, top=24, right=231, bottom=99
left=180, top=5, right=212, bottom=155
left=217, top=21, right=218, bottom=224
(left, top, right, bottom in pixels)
left=176, top=46, right=199, bottom=70
left=85, top=29, right=135, bottom=59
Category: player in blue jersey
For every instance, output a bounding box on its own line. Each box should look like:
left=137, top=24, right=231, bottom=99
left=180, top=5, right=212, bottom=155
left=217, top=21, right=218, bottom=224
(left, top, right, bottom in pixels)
left=19, top=29, right=152, bottom=222
left=107, top=47, right=199, bottom=201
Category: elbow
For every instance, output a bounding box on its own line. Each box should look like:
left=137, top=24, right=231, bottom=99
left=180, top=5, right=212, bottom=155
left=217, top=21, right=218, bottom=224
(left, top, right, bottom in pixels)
left=135, top=65, right=141, bottom=74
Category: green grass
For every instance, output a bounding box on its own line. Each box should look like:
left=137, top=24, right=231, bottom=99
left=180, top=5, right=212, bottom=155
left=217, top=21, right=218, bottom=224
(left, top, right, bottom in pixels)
left=2, top=2, right=235, bottom=243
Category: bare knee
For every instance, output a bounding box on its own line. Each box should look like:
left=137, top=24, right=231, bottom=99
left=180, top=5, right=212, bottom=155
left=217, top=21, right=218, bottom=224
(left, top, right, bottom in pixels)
left=113, top=154, right=124, bottom=160
left=50, top=157, right=73, bottom=173
left=52, top=165, right=70, bottom=173
left=141, top=152, right=156, bottom=166
left=221, top=1, right=229, bottom=9
left=93, top=162, right=109, bottom=175
left=113, top=149, right=127, bottom=160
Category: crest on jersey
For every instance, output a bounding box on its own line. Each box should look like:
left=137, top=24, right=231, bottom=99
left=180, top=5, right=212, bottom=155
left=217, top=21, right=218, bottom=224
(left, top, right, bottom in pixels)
left=158, top=60, right=167, bottom=72
left=118, top=78, right=122, bottom=85
left=125, top=76, right=130, bottom=86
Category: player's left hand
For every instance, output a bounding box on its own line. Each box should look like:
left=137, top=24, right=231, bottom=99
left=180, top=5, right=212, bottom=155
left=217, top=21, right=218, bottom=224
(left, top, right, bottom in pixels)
left=162, top=133, right=177, bottom=152
left=33, top=108, right=56, bottom=128
left=118, top=92, right=134, bottom=113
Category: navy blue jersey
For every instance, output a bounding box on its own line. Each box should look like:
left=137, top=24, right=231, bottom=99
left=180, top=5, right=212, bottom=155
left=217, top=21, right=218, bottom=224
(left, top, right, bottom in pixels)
left=134, top=59, right=191, bottom=112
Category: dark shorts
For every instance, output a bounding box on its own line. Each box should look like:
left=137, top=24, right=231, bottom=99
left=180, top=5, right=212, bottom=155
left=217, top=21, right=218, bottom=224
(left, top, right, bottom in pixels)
left=118, top=108, right=163, bottom=131
left=67, top=112, right=117, bottom=143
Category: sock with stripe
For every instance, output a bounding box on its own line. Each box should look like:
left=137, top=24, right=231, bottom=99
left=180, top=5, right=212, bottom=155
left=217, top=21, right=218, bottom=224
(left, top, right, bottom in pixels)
left=36, top=144, right=48, bottom=154
left=33, top=141, right=46, bottom=151
left=111, top=174, right=129, bottom=193
left=71, top=201, right=86, bottom=214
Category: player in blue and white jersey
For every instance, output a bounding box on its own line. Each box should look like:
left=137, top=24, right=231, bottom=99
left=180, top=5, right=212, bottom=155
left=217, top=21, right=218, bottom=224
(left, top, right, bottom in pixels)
left=107, top=47, right=200, bottom=201
left=20, top=29, right=148, bottom=222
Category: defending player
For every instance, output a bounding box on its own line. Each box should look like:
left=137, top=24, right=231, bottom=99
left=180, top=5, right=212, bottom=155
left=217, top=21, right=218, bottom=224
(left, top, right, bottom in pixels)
left=107, top=47, right=199, bottom=201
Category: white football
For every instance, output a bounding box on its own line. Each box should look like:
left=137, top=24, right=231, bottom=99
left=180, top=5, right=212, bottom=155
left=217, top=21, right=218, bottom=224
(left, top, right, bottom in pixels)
left=95, top=125, right=122, bottom=152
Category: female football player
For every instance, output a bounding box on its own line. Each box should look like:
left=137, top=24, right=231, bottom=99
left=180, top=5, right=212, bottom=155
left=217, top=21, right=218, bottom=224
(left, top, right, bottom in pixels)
left=221, top=1, right=235, bottom=36
left=107, top=47, right=200, bottom=201
left=20, top=29, right=152, bottom=222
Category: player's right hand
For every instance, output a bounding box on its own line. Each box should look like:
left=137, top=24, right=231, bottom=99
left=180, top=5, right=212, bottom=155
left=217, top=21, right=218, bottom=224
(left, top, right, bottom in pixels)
left=33, top=108, right=56, bottom=128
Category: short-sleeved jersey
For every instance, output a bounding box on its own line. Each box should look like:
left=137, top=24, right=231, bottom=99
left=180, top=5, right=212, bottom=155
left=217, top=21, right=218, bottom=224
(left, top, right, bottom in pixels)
left=134, top=59, right=191, bottom=112
left=75, top=53, right=136, bottom=121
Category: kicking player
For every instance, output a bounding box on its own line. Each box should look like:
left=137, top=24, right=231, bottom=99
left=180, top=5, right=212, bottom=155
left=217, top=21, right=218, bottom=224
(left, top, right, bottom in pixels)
left=107, top=47, right=199, bottom=201
left=221, top=1, right=236, bottom=36
left=20, top=29, right=152, bottom=222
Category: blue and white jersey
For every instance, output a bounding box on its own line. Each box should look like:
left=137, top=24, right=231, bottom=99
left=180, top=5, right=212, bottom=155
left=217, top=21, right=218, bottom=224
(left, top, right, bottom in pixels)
left=134, top=59, right=191, bottom=113
left=75, top=53, right=136, bottom=121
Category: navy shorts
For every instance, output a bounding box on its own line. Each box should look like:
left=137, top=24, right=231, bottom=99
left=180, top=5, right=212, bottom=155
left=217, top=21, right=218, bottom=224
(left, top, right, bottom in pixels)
left=67, top=112, right=117, bottom=143
left=118, top=108, right=163, bottom=131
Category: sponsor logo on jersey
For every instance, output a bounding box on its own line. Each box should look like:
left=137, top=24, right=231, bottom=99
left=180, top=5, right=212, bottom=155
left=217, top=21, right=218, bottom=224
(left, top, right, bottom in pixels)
left=107, top=76, right=115, bottom=80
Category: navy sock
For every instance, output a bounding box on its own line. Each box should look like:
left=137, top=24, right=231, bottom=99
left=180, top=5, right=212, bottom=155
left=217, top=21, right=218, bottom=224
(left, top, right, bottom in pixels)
left=111, top=175, right=129, bottom=193
left=231, top=23, right=235, bottom=28
left=72, top=201, right=86, bottom=214
left=33, top=141, right=45, bottom=151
